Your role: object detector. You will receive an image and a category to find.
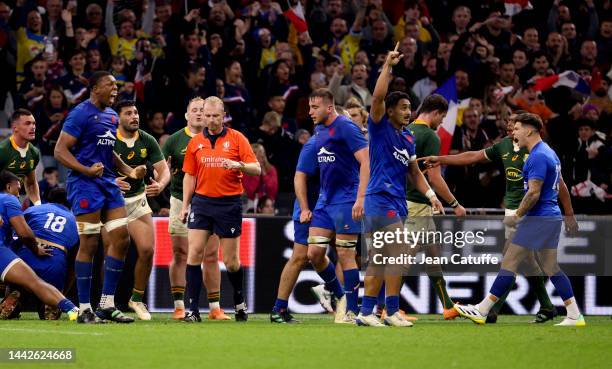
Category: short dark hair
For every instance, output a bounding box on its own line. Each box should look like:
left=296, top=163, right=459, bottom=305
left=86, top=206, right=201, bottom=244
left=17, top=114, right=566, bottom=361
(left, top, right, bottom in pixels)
left=309, top=88, right=335, bottom=105
left=43, top=167, right=58, bottom=175
left=0, top=170, right=19, bottom=192
left=11, top=108, right=33, bottom=124
left=114, top=99, right=136, bottom=114
left=514, top=112, right=543, bottom=131
left=419, top=94, right=448, bottom=114
left=46, top=187, right=69, bottom=207
left=385, top=91, right=411, bottom=110
left=89, top=71, right=112, bottom=88
left=67, top=47, right=87, bottom=61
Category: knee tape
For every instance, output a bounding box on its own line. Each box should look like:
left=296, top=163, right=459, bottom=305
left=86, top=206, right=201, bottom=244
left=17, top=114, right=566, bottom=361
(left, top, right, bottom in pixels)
left=308, top=236, right=331, bottom=248
left=77, top=222, right=102, bottom=235
left=104, top=218, right=128, bottom=232
left=335, top=238, right=357, bottom=249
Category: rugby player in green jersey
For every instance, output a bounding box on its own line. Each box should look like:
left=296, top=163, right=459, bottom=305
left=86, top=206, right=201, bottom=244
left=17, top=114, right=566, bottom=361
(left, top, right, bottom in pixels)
left=113, top=100, right=170, bottom=320
left=0, top=109, right=41, bottom=205
left=421, top=112, right=578, bottom=323
left=161, top=97, right=229, bottom=321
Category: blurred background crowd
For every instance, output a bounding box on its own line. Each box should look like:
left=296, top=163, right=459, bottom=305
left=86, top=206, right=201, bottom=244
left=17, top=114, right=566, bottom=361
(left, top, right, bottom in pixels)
left=0, top=0, right=610, bottom=215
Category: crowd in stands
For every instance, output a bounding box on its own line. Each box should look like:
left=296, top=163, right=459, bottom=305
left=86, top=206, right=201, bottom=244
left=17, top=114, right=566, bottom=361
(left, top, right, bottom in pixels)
left=0, top=0, right=610, bottom=214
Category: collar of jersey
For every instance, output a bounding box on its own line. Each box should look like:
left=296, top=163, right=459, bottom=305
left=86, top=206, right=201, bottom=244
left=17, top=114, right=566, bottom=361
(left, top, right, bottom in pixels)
left=204, top=126, right=227, bottom=138
left=9, top=135, right=29, bottom=151
left=412, top=119, right=430, bottom=126
left=184, top=127, right=196, bottom=137
left=117, top=129, right=139, bottom=142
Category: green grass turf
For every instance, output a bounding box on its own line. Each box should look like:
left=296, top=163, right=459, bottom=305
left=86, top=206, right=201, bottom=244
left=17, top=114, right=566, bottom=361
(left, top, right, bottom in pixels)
left=0, top=313, right=610, bottom=369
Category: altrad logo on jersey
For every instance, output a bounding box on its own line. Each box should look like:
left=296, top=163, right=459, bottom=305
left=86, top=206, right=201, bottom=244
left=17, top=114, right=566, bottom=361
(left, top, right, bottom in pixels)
left=317, top=147, right=335, bottom=163
left=392, top=146, right=411, bottom=167
left=97, top=130, right=117, bottom=146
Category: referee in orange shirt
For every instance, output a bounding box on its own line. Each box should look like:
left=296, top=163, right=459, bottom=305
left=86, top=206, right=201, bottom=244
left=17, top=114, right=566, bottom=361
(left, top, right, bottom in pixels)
left=180, top=96, right=261, bottom=322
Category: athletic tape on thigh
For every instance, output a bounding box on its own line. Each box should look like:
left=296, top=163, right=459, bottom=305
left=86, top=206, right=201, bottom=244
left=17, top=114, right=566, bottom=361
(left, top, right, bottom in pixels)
left=103, top=217, right=128, bottom=232
left=77, top=221, right=102, bottom=235
left=335, top=238, right=357, bottom=249
left=308, top=236, right=331, bottom=248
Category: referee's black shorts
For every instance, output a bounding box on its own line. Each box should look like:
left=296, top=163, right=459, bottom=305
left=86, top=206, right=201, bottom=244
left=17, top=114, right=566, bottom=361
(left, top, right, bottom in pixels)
left=188, top=194, right=242, bottom=238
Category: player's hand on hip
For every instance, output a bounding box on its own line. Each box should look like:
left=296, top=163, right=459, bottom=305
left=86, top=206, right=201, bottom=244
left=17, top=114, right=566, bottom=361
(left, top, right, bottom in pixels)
left=453, top=204, right=467, bottom=217
left=564, top=215, right=579, bottom=236
left=300, top=209, right=312, bottom=223
left=430, top=197, right=445, bottom=215
left=35, top=244, right=53, bottom=257
left=87, top=162, right=104, bottom=177
left=129, top=165, right=147, bottom=179
left=419, top=156, right=441, bottom=169
left=116, top=177, right=131, bottom=192
left=145, top=178, right=162, bottom=197
left=352, top=197, right=365, bottom=221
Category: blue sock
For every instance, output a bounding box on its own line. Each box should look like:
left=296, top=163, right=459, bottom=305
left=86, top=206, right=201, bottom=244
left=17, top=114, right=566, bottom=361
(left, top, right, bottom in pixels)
left=273, top=299, right=288, bottom=313
left=343, top=269, right=360, bottom=314
left=360, top=296, right=377, bottom=315
left=186, top=264, right=202, bottom=313
left=490, top=269, right=516, bottom=298
left=317, top=262, right=344, bottom=299
left=74, top=261, right=92, bottom=306
left=386, top=295, right=400, bottom=316
left=101, top=256, right=124, bottom=296
left=58, top=298, right=77, bottom=313
left=550, top=271, right=574, bottom=301
left=377, top=283, right=386, bottom=308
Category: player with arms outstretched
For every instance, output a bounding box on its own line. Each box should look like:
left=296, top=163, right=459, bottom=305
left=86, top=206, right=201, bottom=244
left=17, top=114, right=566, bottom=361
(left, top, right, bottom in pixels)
left=54, top=71, right=146, bottom=323
left=454, top=113, right=585, bottom=326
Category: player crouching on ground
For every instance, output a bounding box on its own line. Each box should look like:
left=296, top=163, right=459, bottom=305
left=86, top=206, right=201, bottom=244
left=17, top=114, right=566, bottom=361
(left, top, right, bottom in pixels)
left=0, top=171, right=79, bottom=321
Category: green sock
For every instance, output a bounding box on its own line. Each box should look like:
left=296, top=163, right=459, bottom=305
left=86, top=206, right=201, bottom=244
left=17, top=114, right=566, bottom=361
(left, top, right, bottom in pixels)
left=428, top=275, right=454, bottom=309
left=528, top=276, right=554, bottom=310
left=490, top=280, right=514, bottom=314
left=171, top=286, right=185, bottom=302
left=131, top=288, right=145, bottom=302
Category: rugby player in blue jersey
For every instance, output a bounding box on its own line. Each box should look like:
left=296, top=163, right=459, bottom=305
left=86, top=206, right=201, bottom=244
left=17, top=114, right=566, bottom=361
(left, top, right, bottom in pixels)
left=7, top=188, right=79, bottom=319
left=270, top=136, right=320, bottom=323
left=0, top=171, right=78, bottom=321
left=54, top=71, right=146, bottom=323
left=356, top=45, right=444, bottom=327
left=307, top=88, right=369, bottom=324
left=454, top=113, right=585, bottom=326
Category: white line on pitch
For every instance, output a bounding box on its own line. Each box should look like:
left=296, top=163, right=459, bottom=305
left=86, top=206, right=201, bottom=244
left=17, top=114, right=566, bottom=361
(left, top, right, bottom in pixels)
left=0, top=328, right=106, bottom=336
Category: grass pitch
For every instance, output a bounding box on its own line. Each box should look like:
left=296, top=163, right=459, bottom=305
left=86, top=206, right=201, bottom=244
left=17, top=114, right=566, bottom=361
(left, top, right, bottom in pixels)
left=0, top=313, right=610, bottom=369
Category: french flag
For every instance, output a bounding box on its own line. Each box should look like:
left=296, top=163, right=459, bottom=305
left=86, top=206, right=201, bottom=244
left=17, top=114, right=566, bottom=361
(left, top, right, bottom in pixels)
left=433, top=76, right=458, bottom=156
left=281, top=1, right=308, bottom=33
left=530, top=71, right=591, bottom=95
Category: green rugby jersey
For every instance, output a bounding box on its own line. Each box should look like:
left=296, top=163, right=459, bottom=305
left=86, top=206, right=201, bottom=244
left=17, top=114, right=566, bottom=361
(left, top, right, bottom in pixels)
left=406, top=121, right=440, bottom=205
left=0, top=136, right=40, bottom=184
left=484, top=136, right=528, bottom=210
left=161, top=127, right=195, bottom=200
left=113, top=129, right=164, bottom=198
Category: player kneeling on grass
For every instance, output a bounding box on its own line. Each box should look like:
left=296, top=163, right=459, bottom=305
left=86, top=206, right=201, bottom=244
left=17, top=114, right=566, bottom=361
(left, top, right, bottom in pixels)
left=357, top=45, right=444, bottom=327
left=454, top=113, right=585, bottom=327
left=0, top=171, right=79, bottom=321
left=180, top=97, right=260, bottom=322
left=112, top=100, right=170, bottom=320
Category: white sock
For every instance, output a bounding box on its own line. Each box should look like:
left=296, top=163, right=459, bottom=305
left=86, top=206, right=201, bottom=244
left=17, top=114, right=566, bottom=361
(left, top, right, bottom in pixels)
left=565, top=297, right=580, bottom=319
left=235, top=302, right=246, bottom=311
left=209, top=301, right=220, bottom=311
left=100, top=295, right=115, bottom=309
left=79, top=303, right=92, bottom=312
left=477, top=295, right=496, bottom=316
left=174, top=300, right=185, bottom=309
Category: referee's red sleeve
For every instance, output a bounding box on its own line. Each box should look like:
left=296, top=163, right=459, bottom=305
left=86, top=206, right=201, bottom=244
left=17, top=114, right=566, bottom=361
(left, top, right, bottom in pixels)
left=238, top=134, right=257, bottom=163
